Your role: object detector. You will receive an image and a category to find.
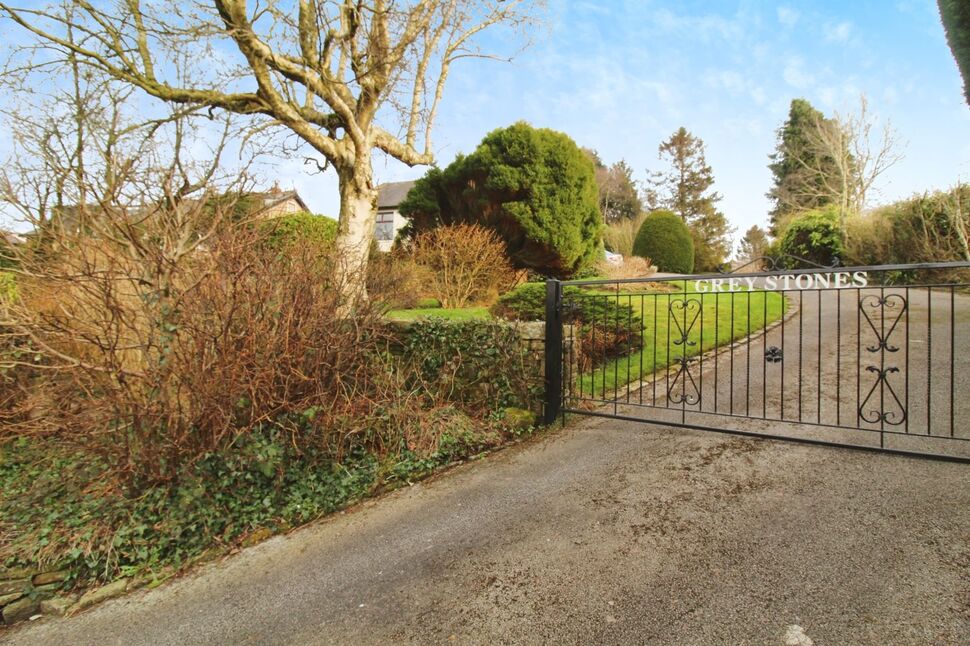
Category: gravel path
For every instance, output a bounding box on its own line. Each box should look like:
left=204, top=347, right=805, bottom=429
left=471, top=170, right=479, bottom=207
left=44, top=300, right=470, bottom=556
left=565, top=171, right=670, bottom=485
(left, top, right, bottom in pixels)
left=3, top=415, right=968, bottom=645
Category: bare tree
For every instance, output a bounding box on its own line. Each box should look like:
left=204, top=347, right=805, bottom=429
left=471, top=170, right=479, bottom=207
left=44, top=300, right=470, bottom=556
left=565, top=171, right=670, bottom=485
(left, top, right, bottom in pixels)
left=788, top=96, right=905, bottom=233
left=0, top=53, right=262, bottom=464
left=0, top=53, right=391, bottom=486
left=0, top=46, right=252, bottom=307
left=0, top=1, right=541, bottom=294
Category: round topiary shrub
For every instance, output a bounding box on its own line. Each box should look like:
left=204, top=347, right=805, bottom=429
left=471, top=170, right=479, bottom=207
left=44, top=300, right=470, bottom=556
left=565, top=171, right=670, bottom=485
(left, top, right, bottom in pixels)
left=779, top=206, right=843, bottom=268
left=632, top=210, right=694, bottom=273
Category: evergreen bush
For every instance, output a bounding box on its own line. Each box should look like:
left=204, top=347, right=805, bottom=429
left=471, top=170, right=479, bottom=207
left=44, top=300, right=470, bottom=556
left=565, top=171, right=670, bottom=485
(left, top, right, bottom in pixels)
left=779, top=206, right=844, bottom=268
left=399, top=122, right=603, bottom=278
left=632, top=210, right=694, bottom=273
left=260, top=212, right=338, bottom=250
left=490, top=282, right=643, bottom=368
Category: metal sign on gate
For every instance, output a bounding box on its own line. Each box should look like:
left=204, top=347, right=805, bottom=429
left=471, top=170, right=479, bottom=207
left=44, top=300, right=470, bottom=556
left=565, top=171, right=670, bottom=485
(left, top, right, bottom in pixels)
left=544, top=258, right=970, bottom=462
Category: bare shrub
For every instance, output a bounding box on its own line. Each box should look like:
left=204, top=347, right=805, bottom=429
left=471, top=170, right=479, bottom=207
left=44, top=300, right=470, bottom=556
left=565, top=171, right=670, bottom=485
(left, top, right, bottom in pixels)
left=168, top=229, right=392, bottom=463
left=843, top=187, right=970, bottom=283
left=1, top=222, right=400, bottom=486
left=0, top=356, right=33, bottom=437
left=367, top=248, right=433, bottom=310
left=576, top=324, right=643, bottom=373
left=844, top=212, right=895, bottom=267
left=409, top=224, right=515, bottom=308
left=603, top=213, right=648, bottom=257
left=598, top=256, right=656, bottom=282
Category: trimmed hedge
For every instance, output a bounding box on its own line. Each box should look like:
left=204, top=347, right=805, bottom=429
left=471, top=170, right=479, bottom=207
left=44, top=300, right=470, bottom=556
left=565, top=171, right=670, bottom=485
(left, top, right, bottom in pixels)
left=491, top=282, right=638, bottom=327
left=632, top=210, right=694, bottom=273
left=260, top=212, right=338, bottom=250
left=393, top=319, right=538, bottom=412
left=491, top=282, right=643, bottom=367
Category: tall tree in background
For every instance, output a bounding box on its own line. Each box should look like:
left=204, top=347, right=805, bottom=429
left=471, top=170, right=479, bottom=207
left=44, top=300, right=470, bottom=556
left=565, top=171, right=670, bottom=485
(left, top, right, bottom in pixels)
left=939, top=0, right=970, bottom=105
left=646, top=128, right=719, bottom=219
left=766, top=99, right=839, bottom=235
left=583, top=149, right=642, bottom=222
left=646, top=127, right=732, bottom=272
left=0, top=1, right=540, bottom=295
left=803, top=96, right=903, bottom=233
left=768, top=97, right=903, bottom=238
left=738, top=225, right=769, bottom=263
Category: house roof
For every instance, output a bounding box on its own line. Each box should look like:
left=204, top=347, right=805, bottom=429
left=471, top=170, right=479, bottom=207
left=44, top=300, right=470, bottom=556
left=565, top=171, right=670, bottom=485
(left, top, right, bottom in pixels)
left=377, top=181, right=416, bottom=209
left=250, top=187, right=310, bottom=214
left=50, top=186, right=311, bottom=232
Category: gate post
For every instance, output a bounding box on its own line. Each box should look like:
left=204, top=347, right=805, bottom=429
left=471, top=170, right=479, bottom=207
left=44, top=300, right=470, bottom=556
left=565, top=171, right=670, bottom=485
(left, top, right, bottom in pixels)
left=543, top=279, right=563, bottom=425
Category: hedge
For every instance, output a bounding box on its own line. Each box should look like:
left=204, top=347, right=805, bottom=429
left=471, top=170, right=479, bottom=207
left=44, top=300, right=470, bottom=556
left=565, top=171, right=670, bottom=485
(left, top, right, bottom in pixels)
left=260, top=212, right=338, bottom=250
left=779, top=206, right=843, bottom=268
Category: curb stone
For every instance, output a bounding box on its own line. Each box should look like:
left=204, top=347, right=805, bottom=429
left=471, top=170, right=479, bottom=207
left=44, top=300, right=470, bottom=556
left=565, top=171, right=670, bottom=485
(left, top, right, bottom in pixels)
left=71, top=578, right=130, bottom=614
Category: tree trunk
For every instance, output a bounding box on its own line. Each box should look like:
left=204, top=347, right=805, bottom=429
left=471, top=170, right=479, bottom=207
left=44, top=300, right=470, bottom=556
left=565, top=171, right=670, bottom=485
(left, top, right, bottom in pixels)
left=334, top=163, right=378, bottom=302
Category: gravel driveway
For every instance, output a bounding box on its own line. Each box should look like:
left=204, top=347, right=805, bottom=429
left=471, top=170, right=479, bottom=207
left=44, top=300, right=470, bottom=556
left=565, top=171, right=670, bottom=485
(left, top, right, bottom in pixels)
left=3, top=413, right=968, bottom=645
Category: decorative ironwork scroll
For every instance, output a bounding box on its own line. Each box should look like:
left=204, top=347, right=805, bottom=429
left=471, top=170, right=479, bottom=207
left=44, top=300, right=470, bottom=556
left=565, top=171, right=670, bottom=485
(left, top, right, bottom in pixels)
left=858, top=294, right=907, bottom=425
left=667, top=298, right=701, bottom=406
left=718, top=254, right=841, bottom=274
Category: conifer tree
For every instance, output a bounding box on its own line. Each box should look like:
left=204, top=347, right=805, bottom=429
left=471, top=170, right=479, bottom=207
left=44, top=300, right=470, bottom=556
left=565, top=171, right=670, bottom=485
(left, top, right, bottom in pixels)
left=646, top=127, right=732, bottom=272
left=766, top=99, right=839, bottom=235
left=939, top=0, right=970, bottom=105
left=738, top=225, right=769, bottom=262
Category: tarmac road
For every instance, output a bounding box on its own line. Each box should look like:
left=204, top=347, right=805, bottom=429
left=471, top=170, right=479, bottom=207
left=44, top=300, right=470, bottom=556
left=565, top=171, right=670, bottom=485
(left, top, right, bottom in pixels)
left=4, top=422, right=969, bottom=644
left=4, top=286, right=969, bottom=645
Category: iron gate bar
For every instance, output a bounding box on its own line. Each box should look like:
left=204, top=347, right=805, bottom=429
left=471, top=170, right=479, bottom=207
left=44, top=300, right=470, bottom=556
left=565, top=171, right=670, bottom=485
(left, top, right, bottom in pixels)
left=951, top=286, right=955, bottom=438
left=542, top=279, right=562, bottom=425
left=928, top=287, right=932, bottom=436
left=547, top=258, right=970, bottom=462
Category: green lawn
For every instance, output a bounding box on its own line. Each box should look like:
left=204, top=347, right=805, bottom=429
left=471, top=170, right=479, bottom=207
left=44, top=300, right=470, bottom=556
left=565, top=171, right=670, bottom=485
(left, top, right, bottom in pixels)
left=384, top=284, right=787, bottom=400
left=572, top=284, right=787, bottom=398
left=385, top=306, right=491, bottom=321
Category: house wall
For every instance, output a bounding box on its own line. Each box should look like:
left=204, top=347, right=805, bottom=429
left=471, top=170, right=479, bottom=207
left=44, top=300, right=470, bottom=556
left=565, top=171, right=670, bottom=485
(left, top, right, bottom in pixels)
left=376, top=209, right=410, bottom=252
left=260, top=198, right=303, bottom=219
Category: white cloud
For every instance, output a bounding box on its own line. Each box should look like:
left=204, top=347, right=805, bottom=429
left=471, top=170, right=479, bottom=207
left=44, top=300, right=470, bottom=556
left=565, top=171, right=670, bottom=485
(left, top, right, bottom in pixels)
left=818, top=86, right=837, bottom=108
left=882, top=85, right=899, bottom=105
left=825, top=21, right=853, bottom=43
left=722, top=116, right=766, bottom=138
left=651, top=7, right=744, bottom=42
left=782, top=58, right=813, bottom=89
left=704, top=70, right=746, bottom=94
left=816, top=82, right=861, bottom=110
left=777, top=6, right=799, bottom=28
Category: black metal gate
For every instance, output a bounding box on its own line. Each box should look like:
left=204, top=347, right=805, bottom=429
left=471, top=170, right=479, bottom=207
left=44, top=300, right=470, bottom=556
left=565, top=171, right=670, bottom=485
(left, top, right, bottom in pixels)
left=543, top=259, right=970, bottom=462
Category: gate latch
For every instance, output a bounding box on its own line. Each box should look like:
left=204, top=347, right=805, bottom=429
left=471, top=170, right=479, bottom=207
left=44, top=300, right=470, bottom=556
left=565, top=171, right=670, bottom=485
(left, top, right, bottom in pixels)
left=765, top=346, right=783, bottom=363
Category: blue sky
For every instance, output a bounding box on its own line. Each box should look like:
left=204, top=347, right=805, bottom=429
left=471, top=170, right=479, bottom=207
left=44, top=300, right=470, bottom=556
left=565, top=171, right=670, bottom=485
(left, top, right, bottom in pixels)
left=2, top=1, right=967, bottom=246
left=274, top=0, right=970, bottom=246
